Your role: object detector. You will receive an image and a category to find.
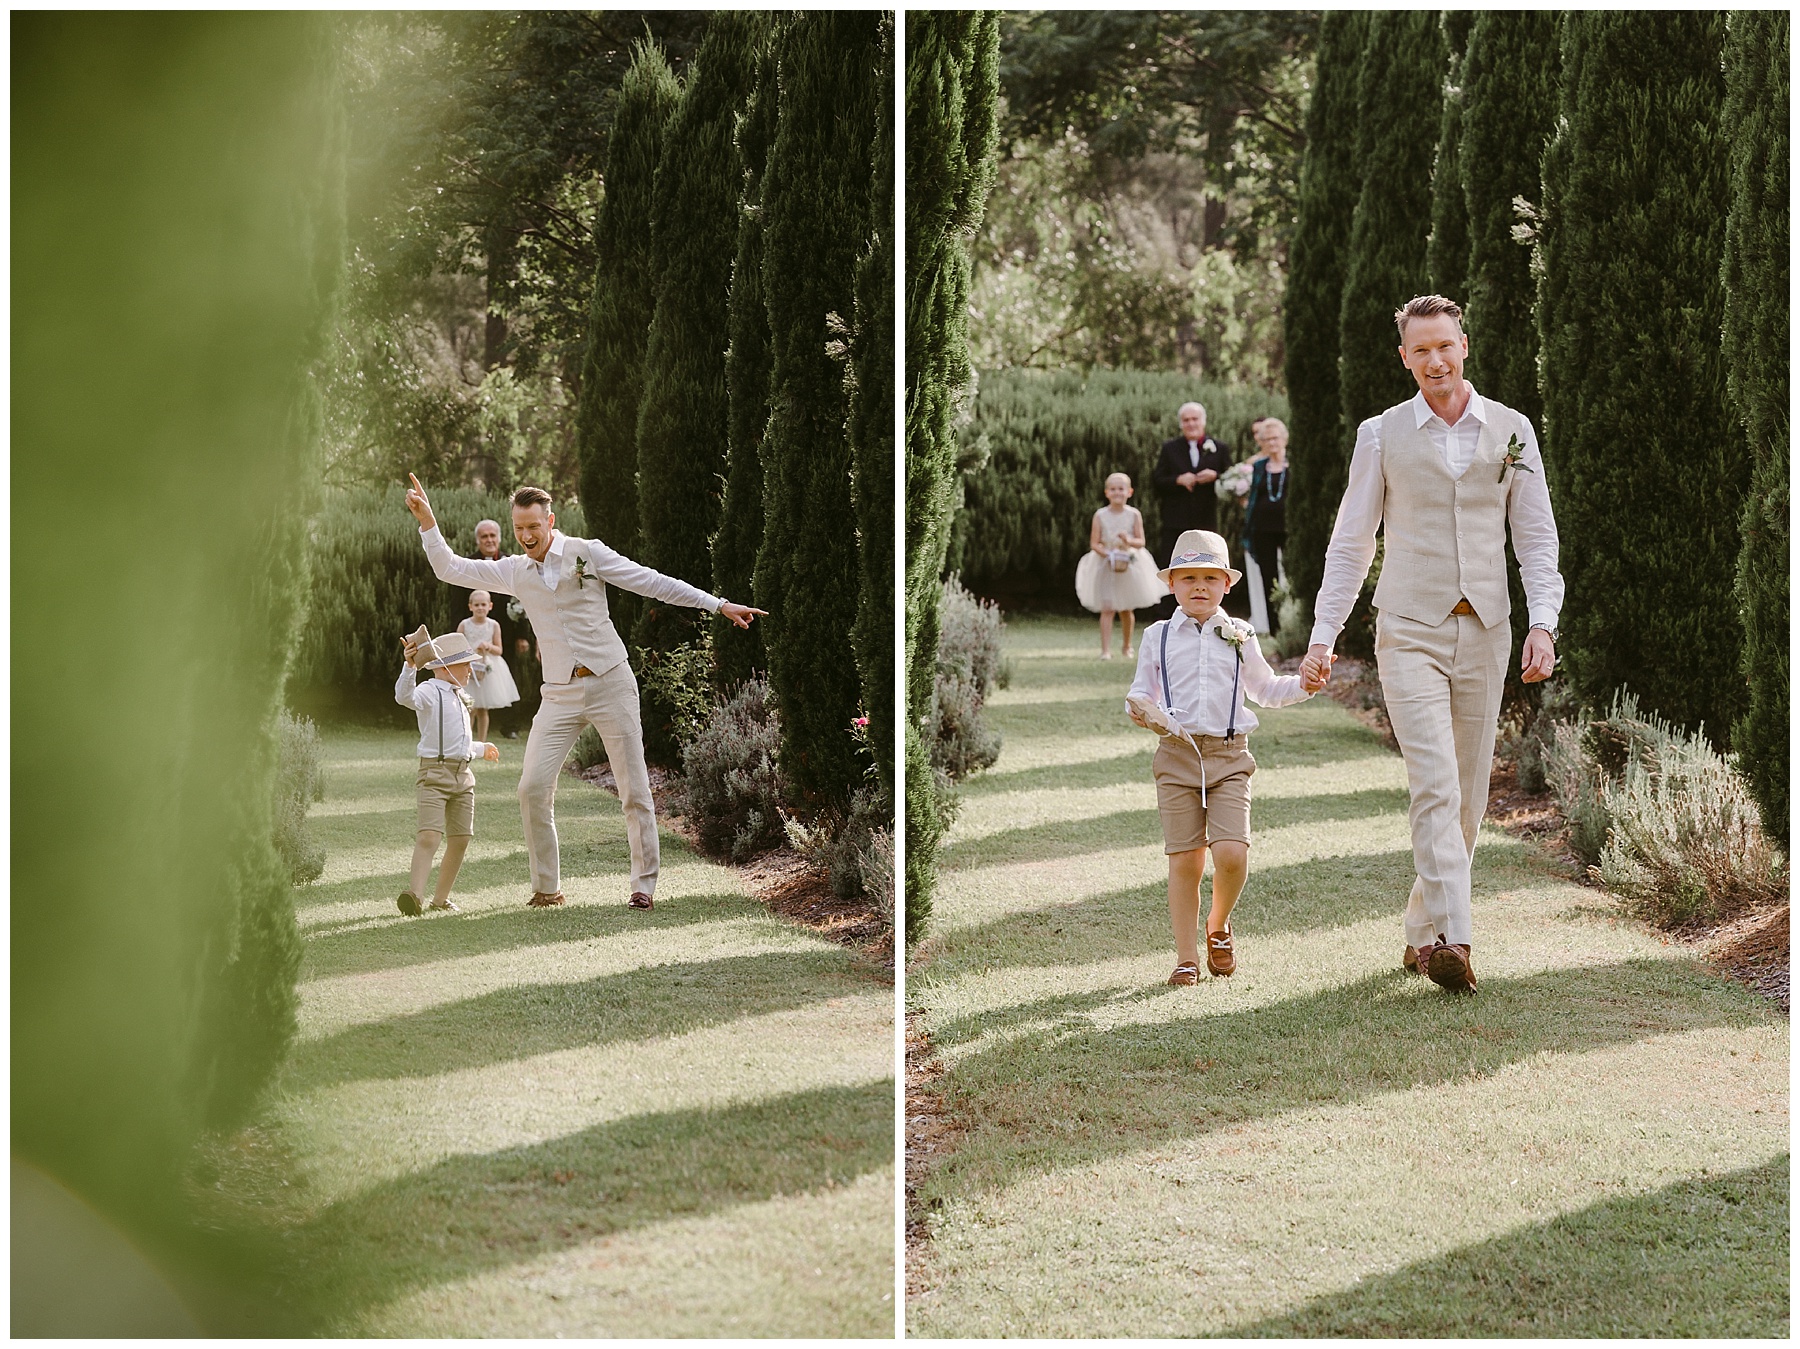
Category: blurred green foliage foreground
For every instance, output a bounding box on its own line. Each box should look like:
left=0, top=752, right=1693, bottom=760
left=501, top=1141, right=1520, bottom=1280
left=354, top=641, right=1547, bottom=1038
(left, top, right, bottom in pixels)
left=13, top=13, right=343, bottom=1331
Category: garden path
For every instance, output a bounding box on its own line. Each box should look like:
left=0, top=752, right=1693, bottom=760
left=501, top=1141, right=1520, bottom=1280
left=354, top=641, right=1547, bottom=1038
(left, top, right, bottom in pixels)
left=907, top=616, right=1788, bottom=1337
left=250, top=725, right=893, bottom=1335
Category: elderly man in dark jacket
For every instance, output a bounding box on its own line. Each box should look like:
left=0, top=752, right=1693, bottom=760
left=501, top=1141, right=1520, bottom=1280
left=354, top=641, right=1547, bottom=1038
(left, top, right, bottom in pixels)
left=1151, top=400, right=1233, bottom=617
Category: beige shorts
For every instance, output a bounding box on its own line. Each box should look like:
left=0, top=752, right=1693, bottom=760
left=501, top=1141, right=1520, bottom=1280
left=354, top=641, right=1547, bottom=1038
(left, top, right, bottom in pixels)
left=417, top=758, right=476, bottom=837
left=1153, top=734, right=1256, bottom=853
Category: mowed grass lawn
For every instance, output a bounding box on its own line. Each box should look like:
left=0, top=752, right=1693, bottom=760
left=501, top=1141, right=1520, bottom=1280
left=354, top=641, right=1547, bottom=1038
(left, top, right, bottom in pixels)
left=907, top=616, right=1788, bottom=1338
left=236, top=725, right=893, bottom=1337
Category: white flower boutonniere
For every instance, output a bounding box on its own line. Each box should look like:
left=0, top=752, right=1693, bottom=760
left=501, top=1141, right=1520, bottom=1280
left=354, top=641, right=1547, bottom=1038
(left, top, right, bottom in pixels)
left=1498, top=433, right=1534, bottom=483
left=1215, top=620, right=1252, bottom=655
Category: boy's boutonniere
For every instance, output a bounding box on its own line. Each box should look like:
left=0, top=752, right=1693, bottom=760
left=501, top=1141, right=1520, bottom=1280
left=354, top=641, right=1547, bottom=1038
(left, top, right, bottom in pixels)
left=1216, top=621, right=1251, bottom=656
left=573, top=555, right=595, bottom=590
left=1498, top=433, right=1534, bottom=483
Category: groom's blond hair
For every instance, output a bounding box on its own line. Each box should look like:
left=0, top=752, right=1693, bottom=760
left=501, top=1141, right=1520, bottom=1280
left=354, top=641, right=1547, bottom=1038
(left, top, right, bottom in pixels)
left=1394, top=294, right=1463, bottom=338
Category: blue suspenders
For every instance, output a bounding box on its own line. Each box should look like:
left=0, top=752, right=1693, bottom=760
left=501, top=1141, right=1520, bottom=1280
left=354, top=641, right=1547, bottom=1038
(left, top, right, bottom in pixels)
left=1157, top=616, right=1244, bottom=804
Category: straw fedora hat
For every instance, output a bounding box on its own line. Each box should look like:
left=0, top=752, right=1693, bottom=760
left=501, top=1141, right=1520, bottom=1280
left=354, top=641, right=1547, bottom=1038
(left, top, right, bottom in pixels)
left=418, top=631, right=478, bottom=670
left=1157, top=529, right=1242, bottom=586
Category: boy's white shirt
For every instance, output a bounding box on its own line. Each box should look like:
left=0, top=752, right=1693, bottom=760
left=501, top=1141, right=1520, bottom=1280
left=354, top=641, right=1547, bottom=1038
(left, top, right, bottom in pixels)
left=419, top=525, right=723, bottom=684
left=396, top=665, right=494, bottom=761
left=1127, top=609, right=1311, bottom=738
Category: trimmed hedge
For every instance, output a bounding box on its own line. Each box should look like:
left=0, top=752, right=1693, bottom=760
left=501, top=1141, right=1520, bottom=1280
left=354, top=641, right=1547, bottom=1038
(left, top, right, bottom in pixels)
left=951, top=369, right=1285, bottom=608
left=292, top=485, right=584, bottom=719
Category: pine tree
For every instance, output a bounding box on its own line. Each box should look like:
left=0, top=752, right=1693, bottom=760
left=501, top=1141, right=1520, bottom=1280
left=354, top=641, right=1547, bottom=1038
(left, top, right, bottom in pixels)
left=1336, top=11, right=1446, bottom=442
left=1281, top=10, right=1368, bottom=608
left=1721, top=10, right=1789, bottom=839
left=713, top=32, right=782, bottom=687
left=574, top=43, right=677, bottom=639
left=1426, top=11, right=1475, bottom=310
left=632, top=13, right=765, bottom=761
left=15, top=12, right=340, bottom=1230
left=757, top=11, right=882, bottom=805
left=849, top=17, right=896, bottom=804
left=904, top=11, right=1000, bottom=941
left=1537, top=12, right=1746, bottom=741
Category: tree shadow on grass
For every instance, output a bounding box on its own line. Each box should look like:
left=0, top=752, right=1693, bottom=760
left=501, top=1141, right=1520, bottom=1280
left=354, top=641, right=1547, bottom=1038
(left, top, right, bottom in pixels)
left=300, top=889, right=757, bottom=981
left=286, top=948, right=870, bottom=1093
left=918, top=849, right=1419, bottom=978
left=1233, top=1155, right=1790, bottom=1338
left=941, top=789, right=1412, bottom=872
left=962, top=753, right=1156, bottom=797
left=921, top=958, right=1773, bottom=1203
left=182, top=1080, right=894, bottom=1334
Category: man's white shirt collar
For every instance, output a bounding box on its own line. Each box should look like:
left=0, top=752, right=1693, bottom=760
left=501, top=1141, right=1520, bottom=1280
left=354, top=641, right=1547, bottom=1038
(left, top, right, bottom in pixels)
left=1410, top=385, right=1488, bottom=430
left=530, top=530, right=569, bottom=587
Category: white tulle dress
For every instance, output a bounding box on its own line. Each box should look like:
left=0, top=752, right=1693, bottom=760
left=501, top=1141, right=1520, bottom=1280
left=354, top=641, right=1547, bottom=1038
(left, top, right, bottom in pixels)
left=458, top=617, right=520, bottom=709
left=1075, top=505, right=1166, bottom=613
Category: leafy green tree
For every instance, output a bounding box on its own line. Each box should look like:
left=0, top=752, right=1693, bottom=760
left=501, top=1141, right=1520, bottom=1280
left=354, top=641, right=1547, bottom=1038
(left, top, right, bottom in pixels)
left=574, top=43, right=678, bottom=637
left=1721, top=10, right=1789, bottom=838
left=1336, top=11, right=1445, bottom=442
left=633, top=13, right=766, bottom=761
left=1427, top=12, right=1475, bottom=308
left=850, top=20, right=897, bottom=804
left=713, top=31, right=782, bottom=687
left=1537, top=12, right=1746, bottom=742
left=905, top=11, right=1000, bottom=941
left=1280, top=9, right=1368, bottom=609
left=14, top=11, right=341, bottom=1241
left=757, top=11, right=883, bottom=805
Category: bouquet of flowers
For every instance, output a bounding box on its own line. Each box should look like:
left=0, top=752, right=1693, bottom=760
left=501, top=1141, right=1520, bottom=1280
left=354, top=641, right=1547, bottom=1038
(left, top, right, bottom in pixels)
left=1214, top=461, right=1255, bottom=501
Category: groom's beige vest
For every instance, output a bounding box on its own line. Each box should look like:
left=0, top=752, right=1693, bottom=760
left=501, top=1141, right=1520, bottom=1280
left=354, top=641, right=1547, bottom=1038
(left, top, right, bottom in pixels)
left=1372, top=398, right=1529, bottom=630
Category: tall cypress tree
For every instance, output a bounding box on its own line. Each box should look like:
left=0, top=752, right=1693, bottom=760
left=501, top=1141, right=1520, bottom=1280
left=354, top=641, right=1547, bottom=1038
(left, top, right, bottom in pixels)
left=904, top=11, right=999, bottom=942
left=574, top=43, right=677, bottom=639
left=1537, top=12, right=1746, bottom=740
left=1461, top=12, right=1563, bottom=718
left=632, top=13, right=765, bottom=760
left=1336, top=11, right=1445, bottom=442
left=15, top=12, right=340, bottom=1238
left=1721, top=10, right=1789, bottom=838
left=757, top=11, right=882, bottom=805
left=1426, top=11, right=1475, bottom=312
left=1282, top=9, right=1368, bottom=607
left=713, top=31, right=782, bottom=687
left=849, top=16, right=896, bottom=805
left=1461, top=11, right=1560, bottom=429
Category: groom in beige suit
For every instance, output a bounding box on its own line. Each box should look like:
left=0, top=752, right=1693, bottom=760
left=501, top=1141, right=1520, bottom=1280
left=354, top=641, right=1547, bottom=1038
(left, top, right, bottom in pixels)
left=1302, top=295, right=1562, bottom=993
left=405, top=476, right=764, bottom=911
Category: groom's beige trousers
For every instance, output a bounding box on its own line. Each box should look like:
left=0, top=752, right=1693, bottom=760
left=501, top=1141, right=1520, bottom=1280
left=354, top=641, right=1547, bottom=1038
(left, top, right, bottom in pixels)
left=519, top=662, right=658, bottom=897
left=1375, top=608, right=1509, bottom=950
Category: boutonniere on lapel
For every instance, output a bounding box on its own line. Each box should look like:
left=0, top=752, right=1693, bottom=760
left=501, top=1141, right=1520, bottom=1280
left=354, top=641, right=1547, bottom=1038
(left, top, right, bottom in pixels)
left=1215, top=620, right=1251, bottom=656
left=1497, top=433, right=1533, bottom=483
left=572, top=555, right=595, bottom=590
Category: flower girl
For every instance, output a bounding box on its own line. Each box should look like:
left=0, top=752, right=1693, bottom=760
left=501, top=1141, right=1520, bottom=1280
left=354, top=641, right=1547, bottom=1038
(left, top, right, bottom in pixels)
left=458, top=590, right=519, bottom=742
left=1075, top=472, right=1165, bottom=658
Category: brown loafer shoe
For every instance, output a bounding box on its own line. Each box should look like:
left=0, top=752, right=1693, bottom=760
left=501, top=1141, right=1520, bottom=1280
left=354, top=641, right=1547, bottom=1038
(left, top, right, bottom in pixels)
left=1403, top=944, right=1423, bottom=975
left=396, top=891, right=422, bottom=917
left=1167, top=962, right=1200, bottom=986
left=426, top=897, right=460, bottom=912
left=628, top=891, right=655, bottom=910
left=1206, top=927, right=1236, bottom=977
left=1427, top=942, right=1476, bottom=993
left=527, top=890, right=565, bottom=908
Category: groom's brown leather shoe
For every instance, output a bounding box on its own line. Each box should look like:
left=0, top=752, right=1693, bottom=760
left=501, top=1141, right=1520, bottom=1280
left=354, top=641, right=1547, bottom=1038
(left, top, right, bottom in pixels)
left=527, top=890, right=565, bottom=907
left=1403, top=945, right=1423, bottom=974
left=1427, top=942, right=1476, bottom=993
left=628, top=891, right=655, bottom=910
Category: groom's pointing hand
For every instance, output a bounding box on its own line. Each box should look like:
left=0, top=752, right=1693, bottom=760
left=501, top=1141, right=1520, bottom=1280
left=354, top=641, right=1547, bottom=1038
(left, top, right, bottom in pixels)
left=719, top=601, right=768, bottom=630
left=404, top=472, right=437, bottom=531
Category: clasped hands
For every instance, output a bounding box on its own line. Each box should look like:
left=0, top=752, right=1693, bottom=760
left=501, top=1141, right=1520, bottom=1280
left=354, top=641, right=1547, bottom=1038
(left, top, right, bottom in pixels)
left=1175, top=469, right=1219, bottom=490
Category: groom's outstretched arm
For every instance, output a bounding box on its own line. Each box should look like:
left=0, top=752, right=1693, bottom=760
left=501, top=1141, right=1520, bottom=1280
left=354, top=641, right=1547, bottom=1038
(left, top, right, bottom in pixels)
left=582, top=538, right=766, bottom=629
left=404, top=473, right=517, bottom=594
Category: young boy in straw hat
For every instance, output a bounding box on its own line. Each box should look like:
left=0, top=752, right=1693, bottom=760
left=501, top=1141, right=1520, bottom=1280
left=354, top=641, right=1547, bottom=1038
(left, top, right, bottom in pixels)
left=395, top=628, right=501, bottom=916
left=1127, top=529, right=1314, bottom=984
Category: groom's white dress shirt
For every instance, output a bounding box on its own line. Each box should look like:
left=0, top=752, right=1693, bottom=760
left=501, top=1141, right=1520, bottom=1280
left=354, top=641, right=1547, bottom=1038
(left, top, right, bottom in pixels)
left=395, top=666, right=493, bottom=762
left=418, top=525, right=723, bottom=684
left=1309, top=387, right=1564, bottom=648
left=1128, top=611, right=1311, bottom=738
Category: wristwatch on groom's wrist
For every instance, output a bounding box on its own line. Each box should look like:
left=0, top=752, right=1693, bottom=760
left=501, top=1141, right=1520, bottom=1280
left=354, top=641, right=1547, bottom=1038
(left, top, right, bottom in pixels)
left=1530, top=622, right=1558, bottom=643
